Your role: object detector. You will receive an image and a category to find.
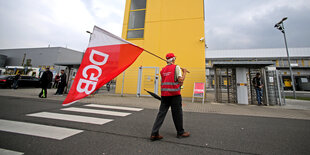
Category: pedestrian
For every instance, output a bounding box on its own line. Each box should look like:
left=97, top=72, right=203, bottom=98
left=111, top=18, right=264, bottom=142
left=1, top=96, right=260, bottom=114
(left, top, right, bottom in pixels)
left=39, top=68, right=53, bottom=98
left=106, top=81, right=112, bottom=92
left=150, top=53, right=190, bottom=141
left=53, top=74, right=60, bottom=88
left=55, top=70, right=67, bottom=95
left=253, top=73, right=264, bottom=105
left=12, top=72, right=20, bottom=89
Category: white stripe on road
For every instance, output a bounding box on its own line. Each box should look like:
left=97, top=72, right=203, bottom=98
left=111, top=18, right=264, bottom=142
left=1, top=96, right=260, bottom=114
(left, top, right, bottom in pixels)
left=0, top=119, right=83, bottom=140
left=0, top=148, right=23, bottom=155
left=84, top=104, right=143, bottom=111
left=27, top=112, right=113, bottom=125
left=61, top=107, right=131, bottom=117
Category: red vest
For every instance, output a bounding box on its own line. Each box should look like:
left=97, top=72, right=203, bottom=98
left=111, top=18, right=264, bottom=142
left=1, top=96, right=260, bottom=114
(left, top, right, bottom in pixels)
left=160, top=64, right=181, bottom=96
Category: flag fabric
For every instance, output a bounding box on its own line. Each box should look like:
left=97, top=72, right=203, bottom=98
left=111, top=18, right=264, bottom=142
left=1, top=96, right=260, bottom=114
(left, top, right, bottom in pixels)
left=62, top=26, right=144, bottom=106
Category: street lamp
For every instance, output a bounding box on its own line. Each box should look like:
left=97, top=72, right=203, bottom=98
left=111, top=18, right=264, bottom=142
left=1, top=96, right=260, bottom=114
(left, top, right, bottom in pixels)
left=86, top=30, right=92, bottom=43
left=274, top=17, right=296, bottom=99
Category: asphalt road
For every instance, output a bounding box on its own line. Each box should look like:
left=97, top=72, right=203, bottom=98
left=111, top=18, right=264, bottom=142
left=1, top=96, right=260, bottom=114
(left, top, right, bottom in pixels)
left=0, top=96, right=309, bottom=155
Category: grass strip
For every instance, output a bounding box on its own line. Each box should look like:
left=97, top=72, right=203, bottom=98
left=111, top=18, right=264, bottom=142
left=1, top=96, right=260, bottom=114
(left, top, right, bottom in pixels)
left=286, top=96, right=310, bottom=101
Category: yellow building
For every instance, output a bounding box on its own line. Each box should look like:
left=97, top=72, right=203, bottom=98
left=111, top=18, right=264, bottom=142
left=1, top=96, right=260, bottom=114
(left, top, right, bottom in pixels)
left=115, top=0, right=206, bottom=97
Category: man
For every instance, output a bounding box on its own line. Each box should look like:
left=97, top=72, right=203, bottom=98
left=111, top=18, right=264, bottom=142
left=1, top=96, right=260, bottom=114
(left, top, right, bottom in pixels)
left=55, top=70, right=67, bottom=95
left=39, top=68, right=53, bottom=98
left=253, top=73, right=264, bottom=105
left=53, top=74, right=60, bottom=88
left=12, top=72, right=20, bottom=89
left=106, top=81, right=112, bottom=92
left=150, top=53, right=190, bottom=141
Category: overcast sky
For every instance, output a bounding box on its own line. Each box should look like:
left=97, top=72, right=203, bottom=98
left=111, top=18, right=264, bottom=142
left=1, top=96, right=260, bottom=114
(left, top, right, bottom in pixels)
left=0, top=0, right=310, bottom=51
left=0, top=0, right=125, bottom=52
left=205, top=0, right=310, bottom=50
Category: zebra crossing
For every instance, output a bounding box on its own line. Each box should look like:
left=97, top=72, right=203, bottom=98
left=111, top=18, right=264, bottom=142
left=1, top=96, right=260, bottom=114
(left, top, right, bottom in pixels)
left=0, top=104, right=143, bottom=141
left=0, top=119, right=83, bottom=140
left=26, top=112, right=113, bottom=125
left=61, top=107, right=132, bottom=117
left=0, top=148, right=24, bottom=155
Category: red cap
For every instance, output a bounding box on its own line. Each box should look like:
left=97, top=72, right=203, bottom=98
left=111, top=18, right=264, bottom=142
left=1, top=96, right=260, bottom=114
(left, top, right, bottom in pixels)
left=166, top=53, right=175, bottom=59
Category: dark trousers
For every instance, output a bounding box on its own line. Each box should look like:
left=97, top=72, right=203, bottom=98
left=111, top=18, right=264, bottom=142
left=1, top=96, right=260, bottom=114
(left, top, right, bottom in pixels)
left=12, top=80, right=18, bottom=89
left=151, top=95, right=184, bottom=136
left=39, top=87, right=47, bottom=98
left=56, top=84, right=65, bottom=94
left=53, top=81, right=59, bottom=88
left=255, top=88, right=263, bottom=105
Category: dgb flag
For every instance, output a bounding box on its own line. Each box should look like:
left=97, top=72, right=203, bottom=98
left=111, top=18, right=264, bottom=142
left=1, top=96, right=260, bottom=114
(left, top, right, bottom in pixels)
left=62, top=26, right=143, bottom=106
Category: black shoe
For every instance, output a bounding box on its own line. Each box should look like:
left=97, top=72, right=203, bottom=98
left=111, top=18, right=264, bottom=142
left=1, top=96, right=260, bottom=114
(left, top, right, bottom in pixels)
left=150, top=135, right=163, bottom=141
left=177, top=132, right=190, bottom=138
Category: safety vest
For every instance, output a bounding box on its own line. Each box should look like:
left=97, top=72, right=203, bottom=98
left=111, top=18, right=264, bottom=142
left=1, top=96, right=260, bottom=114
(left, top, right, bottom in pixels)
left=160, top=64, right=181, bottom=96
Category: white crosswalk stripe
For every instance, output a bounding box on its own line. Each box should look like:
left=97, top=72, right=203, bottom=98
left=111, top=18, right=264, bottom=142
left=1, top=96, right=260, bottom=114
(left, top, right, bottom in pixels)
left=84, top=104, right=143, bottom=111
left=0, top=119, right=83, bottom=140
left=61, top=107, right=131, bottom=116
left=26, top=112, right=113, bottom=125
left=1, top=104, right=142, bottom=141
left=0, top=148, right=23, bottom=155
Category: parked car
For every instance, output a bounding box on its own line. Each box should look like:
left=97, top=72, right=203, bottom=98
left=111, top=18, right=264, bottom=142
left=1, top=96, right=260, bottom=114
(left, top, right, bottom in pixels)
left=0, top=75, right=14, bottom=88
left=0, top=75, right=40, bottom=88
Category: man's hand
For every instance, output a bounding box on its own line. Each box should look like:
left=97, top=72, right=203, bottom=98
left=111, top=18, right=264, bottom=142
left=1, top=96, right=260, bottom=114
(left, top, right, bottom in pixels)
left=178, top=68, right=188, bottom=84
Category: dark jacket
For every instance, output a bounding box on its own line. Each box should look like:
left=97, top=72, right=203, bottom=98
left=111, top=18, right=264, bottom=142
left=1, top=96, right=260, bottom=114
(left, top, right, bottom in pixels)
left=253, top=77, right=262, bottom=89
left=14, top=74, right=20, bottom=81
left=60, top=73, right=67, bottom=86
left=54, top=75, right=60, bottom=82
left=40, top=70, right=53, bottom=87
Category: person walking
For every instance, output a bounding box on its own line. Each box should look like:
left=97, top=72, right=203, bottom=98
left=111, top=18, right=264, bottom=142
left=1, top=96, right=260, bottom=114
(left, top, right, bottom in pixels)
left=150, top=53, right=190, bottom=141
left=253, top=73, right=264, bottom=105
left=39, top=68, right=53, bottom=98
left=53, top=74, right=60, bottom=88
left=12, top=72, right=20, bottom=89
left=106, top=81, right=112, bottom=92
left=55, top=70, right=67, bottom=95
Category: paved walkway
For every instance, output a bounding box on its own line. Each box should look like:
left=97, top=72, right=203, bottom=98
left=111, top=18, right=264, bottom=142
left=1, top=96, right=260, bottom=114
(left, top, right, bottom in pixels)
left=0, top=88, right=310, bottom=120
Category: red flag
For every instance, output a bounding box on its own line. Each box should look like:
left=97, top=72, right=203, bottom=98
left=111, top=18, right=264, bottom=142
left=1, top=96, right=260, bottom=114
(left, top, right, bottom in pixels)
left=62, top=26, right=143, bottom=106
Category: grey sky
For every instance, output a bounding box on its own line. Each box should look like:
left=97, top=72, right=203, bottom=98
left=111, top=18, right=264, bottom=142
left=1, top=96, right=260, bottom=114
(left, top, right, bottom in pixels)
left=205, top=0, right=310, bottom=50
left=0, top=0, right=309, bottom=51
left=0, top=0, right=125, bottom=52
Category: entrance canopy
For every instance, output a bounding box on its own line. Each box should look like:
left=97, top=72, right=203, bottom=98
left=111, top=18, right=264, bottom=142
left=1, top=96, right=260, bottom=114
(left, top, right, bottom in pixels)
left=54, top=62, right=81, bottom=68
left=212, top=61, right=274, bottom=68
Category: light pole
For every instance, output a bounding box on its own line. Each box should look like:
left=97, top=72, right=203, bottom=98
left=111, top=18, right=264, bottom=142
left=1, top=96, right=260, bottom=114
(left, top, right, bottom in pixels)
left=86, top=31, right=92, bottom=42
left=274, top=17, right=296, bottom=99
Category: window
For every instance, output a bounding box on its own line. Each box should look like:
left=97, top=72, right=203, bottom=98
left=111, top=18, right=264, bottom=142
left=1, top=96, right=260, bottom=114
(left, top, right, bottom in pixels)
left=128, top=11, right=145, bottom=29
left=21, top=76, right=31, bottom=80
left=127, top=30, right=144, bottom=38
left=127, top=0, right=146, bottom=39
left=130, top=0, right=146, bottom=10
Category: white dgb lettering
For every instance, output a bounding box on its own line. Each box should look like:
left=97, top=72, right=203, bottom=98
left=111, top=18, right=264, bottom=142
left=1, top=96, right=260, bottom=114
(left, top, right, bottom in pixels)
left=76, top=49, right=109, bottom=94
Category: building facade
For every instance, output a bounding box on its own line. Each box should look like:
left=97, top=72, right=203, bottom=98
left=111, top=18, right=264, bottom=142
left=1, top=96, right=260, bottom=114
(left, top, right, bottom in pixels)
left=0, top=47, right=83, bottom=92
left=206, top=48, right=310, bottom=91
left=115, top=0, right=206, bottom=97
left=0, top=47, right=83, bottom=68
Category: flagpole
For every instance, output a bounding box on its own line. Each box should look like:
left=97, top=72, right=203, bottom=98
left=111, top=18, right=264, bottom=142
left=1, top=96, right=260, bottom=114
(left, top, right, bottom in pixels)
left=92, top=26, right=188, bottom=71
left=143, top=49, right=168, bottom=62
left=93, top=26, right=168, bottom=63
left=142, top=49, right=190, bottom=73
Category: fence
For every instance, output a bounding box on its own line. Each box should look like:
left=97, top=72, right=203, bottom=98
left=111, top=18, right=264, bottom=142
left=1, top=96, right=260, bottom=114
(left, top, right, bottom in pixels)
left=115, top=67, right=206, bottom=99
